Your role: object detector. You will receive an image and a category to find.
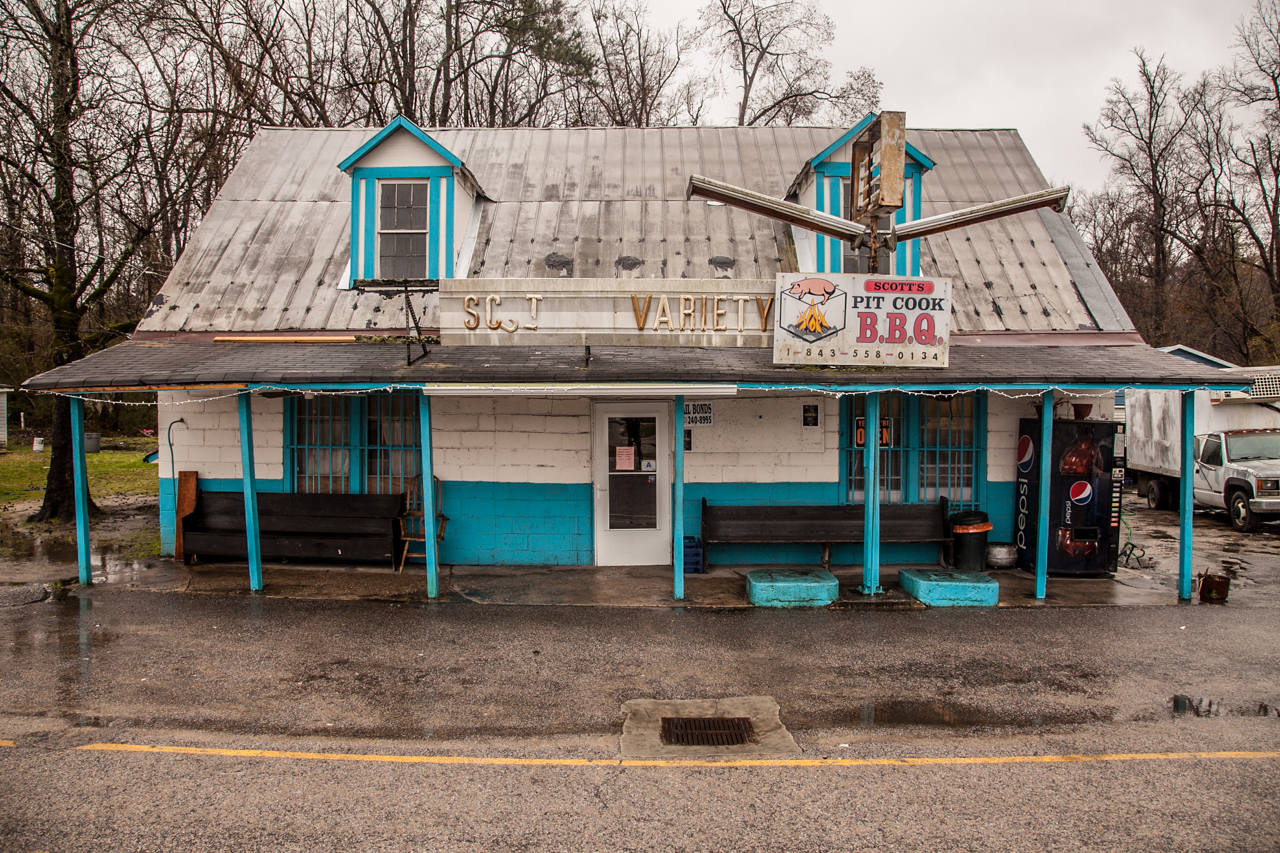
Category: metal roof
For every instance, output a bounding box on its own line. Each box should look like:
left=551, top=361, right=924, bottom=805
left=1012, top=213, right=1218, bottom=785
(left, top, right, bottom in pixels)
left=25, top=341, right=1231, bottom=392
left=135, top=125, right=1132, bottom=336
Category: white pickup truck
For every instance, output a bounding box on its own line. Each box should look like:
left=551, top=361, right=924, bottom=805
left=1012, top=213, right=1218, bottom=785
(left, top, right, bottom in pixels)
left=1126, top=372, right=1280, bottom=531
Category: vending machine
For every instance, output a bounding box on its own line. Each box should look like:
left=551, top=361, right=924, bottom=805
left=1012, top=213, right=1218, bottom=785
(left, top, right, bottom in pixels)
left=1015, top=419, right=1125, bottom=576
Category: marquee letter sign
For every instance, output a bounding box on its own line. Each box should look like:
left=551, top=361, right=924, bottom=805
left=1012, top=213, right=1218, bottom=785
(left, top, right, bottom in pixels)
left=772, top=273, right=951, bottom=367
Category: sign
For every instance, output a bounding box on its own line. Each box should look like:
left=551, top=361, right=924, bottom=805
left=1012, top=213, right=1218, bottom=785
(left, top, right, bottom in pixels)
left=683, top=401, right=714, bottom=427
left=854, top=417, right=892, bottom=448
left=615, top=446, right=634, bottom=470
left=772, top=273, right=951, bottom=367
left=440, top=279, right=773, bottom=347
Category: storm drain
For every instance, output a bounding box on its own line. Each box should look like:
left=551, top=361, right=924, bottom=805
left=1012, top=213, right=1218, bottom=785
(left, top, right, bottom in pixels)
left=660, top=716, right=757, bottom=747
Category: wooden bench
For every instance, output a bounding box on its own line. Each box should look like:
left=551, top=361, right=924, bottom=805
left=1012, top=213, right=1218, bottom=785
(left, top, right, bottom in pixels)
left=700, top=497, right=953, bottom=570
left=179, top=481, right=404, bottom=567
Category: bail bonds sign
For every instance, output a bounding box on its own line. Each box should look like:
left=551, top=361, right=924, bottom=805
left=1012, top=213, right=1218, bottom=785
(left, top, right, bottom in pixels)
left=772, top=273, right=951, bottom=367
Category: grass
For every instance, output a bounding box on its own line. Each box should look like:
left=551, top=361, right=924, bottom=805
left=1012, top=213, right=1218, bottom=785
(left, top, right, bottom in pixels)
left=0, top=444, right=160, bottom=505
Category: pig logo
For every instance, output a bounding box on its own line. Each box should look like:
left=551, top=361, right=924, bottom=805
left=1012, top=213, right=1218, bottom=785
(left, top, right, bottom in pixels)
left=779, top=277, right=847, bottom=343
left=785, top=278, right=837, bottom=304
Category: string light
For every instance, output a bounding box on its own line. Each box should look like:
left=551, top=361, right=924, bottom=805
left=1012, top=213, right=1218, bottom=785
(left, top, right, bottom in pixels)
left=37, top=383, right=1215, bottom=407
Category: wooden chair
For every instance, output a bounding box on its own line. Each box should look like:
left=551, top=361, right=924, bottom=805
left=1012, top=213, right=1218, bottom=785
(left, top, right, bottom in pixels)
left=398, top=476, right=448, bottom=572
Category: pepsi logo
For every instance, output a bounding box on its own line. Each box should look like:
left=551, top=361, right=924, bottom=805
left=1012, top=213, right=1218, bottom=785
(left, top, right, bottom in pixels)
left=1017, top=435, right=1035, bottom=472
left=1070, top=481, right=1093, bottom=504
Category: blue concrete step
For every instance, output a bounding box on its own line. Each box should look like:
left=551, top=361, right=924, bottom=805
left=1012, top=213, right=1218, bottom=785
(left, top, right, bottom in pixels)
left=898, top=569, right=999, bottom=607
left=746, top=569, right=839, bottom=608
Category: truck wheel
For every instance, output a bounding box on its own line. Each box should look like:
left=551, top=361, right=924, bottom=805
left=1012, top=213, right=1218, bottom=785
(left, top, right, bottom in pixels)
left=1229, top=490, right=1261, bottom=533
left=1147, top=479, right=1170, bottom=510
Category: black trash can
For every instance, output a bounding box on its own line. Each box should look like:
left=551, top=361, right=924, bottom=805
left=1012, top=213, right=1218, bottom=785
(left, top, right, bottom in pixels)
left=949, top=510, right=992, bottom=572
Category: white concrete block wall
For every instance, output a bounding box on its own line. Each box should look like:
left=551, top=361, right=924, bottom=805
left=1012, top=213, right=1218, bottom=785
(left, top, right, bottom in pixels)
left=987, top=393, right=1034, bottom=483
left=431, top=396, right=591, bottom=483
left=685, top=394, right=838, bottom=484
left=158, top=391, right=283, bottom=481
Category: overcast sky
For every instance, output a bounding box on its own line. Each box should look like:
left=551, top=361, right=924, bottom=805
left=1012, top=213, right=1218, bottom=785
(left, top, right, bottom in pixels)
left=647, top=0, right=1257, bottom=191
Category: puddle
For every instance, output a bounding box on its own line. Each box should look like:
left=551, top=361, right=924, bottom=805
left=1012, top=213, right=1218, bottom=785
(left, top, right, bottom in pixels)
left=1170, top=695, right=1280, bottom=718
left=856, top=700, right=1100, bottom=728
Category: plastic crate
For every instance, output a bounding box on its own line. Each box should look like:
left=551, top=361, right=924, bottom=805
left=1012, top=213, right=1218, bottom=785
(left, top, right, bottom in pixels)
left=683, top=536, right=704, bottom=574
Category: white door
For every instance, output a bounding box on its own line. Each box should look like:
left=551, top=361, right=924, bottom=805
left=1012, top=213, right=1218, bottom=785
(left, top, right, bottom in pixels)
left=593, top=402, right=671, bottom=566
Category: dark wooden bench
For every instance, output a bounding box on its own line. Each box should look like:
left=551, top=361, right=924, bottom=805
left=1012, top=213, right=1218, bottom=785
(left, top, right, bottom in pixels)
left=700, top=497, right=952, bottom=570
left=180, top=488, right=404, bottom=567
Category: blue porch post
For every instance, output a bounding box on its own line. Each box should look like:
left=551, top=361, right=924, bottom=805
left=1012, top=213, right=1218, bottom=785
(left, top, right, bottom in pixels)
left=1179, top=390, right=1196, bottom=600
left=418, top=394, right=439, bottom=598
left=673, top=395, right=685, bottom=600
left=1035, top=390, right=1053, bottom=599
left=861, top=393, right=882, bottom=595
left=69, top=396, right=92, bottom=585
left=237, top=393, right=263, bottom=591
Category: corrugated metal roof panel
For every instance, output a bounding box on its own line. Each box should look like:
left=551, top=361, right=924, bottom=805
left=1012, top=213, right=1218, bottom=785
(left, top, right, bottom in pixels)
left=137, top=125, right=1130, bottom=336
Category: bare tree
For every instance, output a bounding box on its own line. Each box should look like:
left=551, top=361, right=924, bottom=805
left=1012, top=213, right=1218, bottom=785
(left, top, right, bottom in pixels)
left=697, top=0, right=879, bottom=126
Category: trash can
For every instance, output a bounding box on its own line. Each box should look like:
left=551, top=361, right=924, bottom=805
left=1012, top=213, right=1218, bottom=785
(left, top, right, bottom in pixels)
left=83, top=432, right=101, bottom=453
left=949, top=510, right=992, bottom=572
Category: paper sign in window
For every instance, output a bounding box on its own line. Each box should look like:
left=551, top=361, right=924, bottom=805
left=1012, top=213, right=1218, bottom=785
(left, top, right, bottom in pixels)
left=615, top=446, right=635, bottom=470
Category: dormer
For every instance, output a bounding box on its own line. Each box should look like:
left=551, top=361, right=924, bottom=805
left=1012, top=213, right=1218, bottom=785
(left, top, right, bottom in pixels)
left=788, top=113, right=935, bottom=277
left=338, top=116, right=484, bottom=287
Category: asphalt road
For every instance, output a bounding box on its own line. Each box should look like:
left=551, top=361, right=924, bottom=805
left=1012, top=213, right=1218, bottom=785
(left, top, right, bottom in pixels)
left=2, top=592, right=1278, bottom=852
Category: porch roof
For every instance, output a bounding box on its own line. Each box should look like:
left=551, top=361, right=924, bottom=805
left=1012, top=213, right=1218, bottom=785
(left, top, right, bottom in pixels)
left=23, top=340, right=1238, bottom=393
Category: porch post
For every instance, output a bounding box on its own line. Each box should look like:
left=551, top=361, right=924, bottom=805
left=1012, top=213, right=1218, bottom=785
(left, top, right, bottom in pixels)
left=418, top=394, right=439, bottom=598
left=69, top=396, right=92, bottom=585
left=237, top=392, right=263, bottom=591
left=673, top=394, right=685, bottom=600
left=861, top=393, right=882, bottom=595
left=1178, top=390, right=1195, bottom=600
left=1035, top=390, right=1053, bottom=599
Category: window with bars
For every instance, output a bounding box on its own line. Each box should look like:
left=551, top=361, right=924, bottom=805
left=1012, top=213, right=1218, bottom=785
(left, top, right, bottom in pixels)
left=844, top=392, right=986, bottom=510
left=287, top=393, right=421, bottom=495
left=378, top=181, right=429, bottom=279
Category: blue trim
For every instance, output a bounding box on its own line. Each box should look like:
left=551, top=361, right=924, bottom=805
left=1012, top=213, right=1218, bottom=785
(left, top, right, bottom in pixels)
left=673, top=395, right=685, bottom=598
left=363, top=177, right=376, bottom=278
left=1035, top=391, right=1053, bottom=598
left=70, top=397, right=92, bottom=585
left=985, top=480, right=1014, bottom=543
left=1179, top=392, right=1195, bottom=600
left=814, top=162, right=852, bottom=177
left=838, top=400, right=852, bottom=505
left=905, top=142, right=936, bottom=172
left=815, top=176, right=826, bottom=272
left=810, top=113, right=878, bottom=167
left=338, top=116, right=462, bottom=170
left=349, top=179, right=361, bottom=288
left=352, top=166, right=453, bottom=179
left=420, top=395, right=439, bottom=597
left=445, top=176, right=455, bottom=278
left=828, top=175, right=842, bottom=273
left=347, top=397, right=364, bottom=493
left=428, top=177, right=441, bottom=279
left=861, top=393, right=882, bottom=594
left=238, top=393, right=263, bottom=591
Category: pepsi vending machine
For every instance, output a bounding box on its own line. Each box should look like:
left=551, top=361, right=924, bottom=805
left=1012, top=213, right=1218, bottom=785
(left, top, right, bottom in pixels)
left=1015, top=420, right=1125, bottom=575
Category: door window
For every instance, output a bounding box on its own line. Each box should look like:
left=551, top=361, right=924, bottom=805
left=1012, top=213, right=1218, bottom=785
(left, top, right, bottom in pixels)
left=607, top=416, right=657, bottom=529
left=1201, top=436, right=1223, bottom=467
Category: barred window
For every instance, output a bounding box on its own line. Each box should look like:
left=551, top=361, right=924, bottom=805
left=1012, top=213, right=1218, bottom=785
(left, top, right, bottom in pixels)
left=288, top=392, right=420, bottom=495
left=846, top=392, right=985, bottom=509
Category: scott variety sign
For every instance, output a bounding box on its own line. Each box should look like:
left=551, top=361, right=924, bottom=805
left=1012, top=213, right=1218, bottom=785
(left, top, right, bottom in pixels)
left=772, top=273, right=951, bottom=367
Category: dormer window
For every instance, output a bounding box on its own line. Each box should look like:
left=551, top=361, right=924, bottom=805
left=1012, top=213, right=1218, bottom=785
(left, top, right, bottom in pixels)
left=379, top=182, right=429, bottom=279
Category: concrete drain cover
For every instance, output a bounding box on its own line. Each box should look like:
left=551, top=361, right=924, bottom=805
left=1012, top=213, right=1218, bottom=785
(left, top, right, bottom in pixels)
left=0, top=584, right=50, bottom=607
left=621, top=696, right=799, bottom=758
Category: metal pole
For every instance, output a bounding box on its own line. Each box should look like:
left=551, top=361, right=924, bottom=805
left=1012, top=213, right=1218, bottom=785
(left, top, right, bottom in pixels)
left=237, top=393, right=263, bottom=591
left=1179, top=391, right=1196, bottom=600
left=673, top=395, right=685, bottom=600
left=69, top=396, right=92, bottom=586
left=1035, top=390, right=1053, bottom=599
left=861, top=393, right=882, bottom=594
left=419, top=394, right=439, bottom=598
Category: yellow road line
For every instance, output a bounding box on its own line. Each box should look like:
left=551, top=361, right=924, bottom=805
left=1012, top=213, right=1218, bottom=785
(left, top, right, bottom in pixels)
left=74, top=743, right=1280, bottom=768
left=0, top=740, right=14, bottom=748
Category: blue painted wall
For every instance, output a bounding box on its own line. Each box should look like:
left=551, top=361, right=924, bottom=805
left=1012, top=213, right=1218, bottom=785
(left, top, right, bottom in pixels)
left=985, top=480, right=1015, bottom=545
left=437, top=481, right=594, bottom=565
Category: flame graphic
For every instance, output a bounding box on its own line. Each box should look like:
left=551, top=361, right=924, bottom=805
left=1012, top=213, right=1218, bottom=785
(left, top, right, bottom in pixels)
left=795, top=303, right=830, bottom=335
